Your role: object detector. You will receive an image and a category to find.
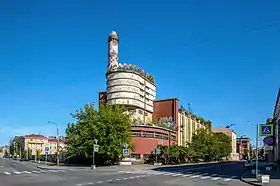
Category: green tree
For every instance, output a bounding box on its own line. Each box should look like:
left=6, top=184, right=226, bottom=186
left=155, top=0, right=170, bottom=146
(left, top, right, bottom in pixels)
left=65, top=103, right=132, bottom=164
left=212, top=133, right=232, bottom=158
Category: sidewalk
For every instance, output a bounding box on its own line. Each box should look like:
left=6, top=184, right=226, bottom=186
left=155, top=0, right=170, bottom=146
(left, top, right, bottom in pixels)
left=37, top=160, right=235, bottom=171
left=241, top=168, right=280, bottom=186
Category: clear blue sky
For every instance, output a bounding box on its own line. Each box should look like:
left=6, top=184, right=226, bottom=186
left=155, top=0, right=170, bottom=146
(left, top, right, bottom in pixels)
left=0, top=0, right=279, bottom=145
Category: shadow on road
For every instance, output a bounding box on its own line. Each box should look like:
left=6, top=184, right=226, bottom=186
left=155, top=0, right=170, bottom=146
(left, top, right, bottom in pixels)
left=152, top=161, right=243, bottom=180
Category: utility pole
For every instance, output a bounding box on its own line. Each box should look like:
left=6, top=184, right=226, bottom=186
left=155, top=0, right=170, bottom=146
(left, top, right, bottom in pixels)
left=48, top=121, right=59, bottom=166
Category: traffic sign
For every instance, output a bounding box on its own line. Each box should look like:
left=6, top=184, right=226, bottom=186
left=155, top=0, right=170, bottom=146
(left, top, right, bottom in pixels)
left=260, top=124, right=274, bottom=136
left=123, top=149, right=129, bottom=155
left=94, top=145, right=99, bottom=152
left=45, top=147, right=50, bottom=152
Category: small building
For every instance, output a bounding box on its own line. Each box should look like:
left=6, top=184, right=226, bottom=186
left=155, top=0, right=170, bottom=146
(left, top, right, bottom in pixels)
left=131, top=124, right=176, bottom=160
left=212, top=127, right=239, bottom=160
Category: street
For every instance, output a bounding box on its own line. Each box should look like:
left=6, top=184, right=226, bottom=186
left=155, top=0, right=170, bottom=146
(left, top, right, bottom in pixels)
left=0, top=158, right=250, bottom=186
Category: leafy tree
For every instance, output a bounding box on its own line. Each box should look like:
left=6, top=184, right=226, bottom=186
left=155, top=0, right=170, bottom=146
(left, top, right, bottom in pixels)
left=65, top=103, right=132, bottom=164
left=9, top=136, right=24, bottom=157
left=212, top=133, right=232, bottom=158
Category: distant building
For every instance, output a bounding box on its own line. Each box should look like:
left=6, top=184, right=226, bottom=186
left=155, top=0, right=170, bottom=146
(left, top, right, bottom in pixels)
left=212, top=127, right=239, bottom=160
left=177, top=109, right=207, bottom=146
left=24, top=134, right=66, bottom=156
left=236, top=137, right=250, bottom=160
left=273, top=88, right=280, bottom=162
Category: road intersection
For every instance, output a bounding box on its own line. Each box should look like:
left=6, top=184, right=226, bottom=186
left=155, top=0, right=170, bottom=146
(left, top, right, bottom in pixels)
left=0, top=158, right=248, bottom=186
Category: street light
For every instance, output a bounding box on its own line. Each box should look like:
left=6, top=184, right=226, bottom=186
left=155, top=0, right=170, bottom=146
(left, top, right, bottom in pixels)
left=226, top=124, right=235, bottom=128
left=92, top=139, right=98, bottom=169
left=48, top=121, right=59, bottom=166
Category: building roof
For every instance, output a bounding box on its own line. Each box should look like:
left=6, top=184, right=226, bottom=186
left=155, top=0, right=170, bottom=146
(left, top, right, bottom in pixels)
left=25, top=134, right=47, bottom=139
left=212, top=126, right=237, bottom=134
left=153, top=98, right=179, bottom=102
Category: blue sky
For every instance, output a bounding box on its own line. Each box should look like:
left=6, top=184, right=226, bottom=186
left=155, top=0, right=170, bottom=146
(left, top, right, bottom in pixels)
left=0, top=0, right=279, bottom=145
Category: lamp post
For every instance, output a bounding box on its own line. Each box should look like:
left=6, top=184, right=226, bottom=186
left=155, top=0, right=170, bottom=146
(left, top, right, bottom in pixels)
left=48, top=121, right=59, bottom=166
left=92, top=139, right=98, bottom=169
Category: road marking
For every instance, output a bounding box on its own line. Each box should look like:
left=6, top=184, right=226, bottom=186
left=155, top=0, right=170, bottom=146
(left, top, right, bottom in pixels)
left=76, top=184, right=83, bottom=186
left=200, top=176, right=211, bottom=179
left=182, top=174, right=191, bottom=177
left=125, top=171, right=131, bottom=173
left=116, top=179, right=120, bottom=181
left=14, top=171, right=22, bottom=174
left=23, top=171, right=31, bottom=174
left=40, top=170, right=46, bottom=173
left=32, top=171, right=41, bottom=173
left=172, top=174, right=182, bottom=176
left=4, top=172, right=11, bottom=175
left=211, top=177, right=221, bottom=180
left=96, top=181, right=103, bottom=184
left=130, top=177, right=134, bottom=179
left=210, top=174, right=218, bottom=176
left=87, top=183, right=94, bottom=185
left=107, top=180, right=112, bottom=182
left=223, top=178, right=232, bottom=181
left=136, top=175, right=140, bottom=178
left=191, top=175, right=201, bottom=178
left=123, top=178, right=127, bottom=180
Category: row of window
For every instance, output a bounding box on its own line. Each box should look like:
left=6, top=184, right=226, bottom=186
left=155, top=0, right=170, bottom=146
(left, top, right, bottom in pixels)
left=132, top=130, right=176, bottom=141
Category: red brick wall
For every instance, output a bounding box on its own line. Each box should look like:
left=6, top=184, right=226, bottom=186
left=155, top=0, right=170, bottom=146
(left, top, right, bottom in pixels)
left=131, top=125, right=176, bottom=160
left=153, top=98, right=179, bottom=128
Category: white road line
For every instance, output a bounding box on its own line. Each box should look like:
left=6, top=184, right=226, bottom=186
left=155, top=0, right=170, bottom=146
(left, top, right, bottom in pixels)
left=108, top=180, right=112, bottom=182
left=116, top=179, right=120, bottom=181
left=76, top=184, right=83, bottom=186
left=40, top=170, right=46, bottom=173
left=172, top=174, right=182, bottom=176
left=200, top=176, right=211, bottom=179
left=223, top=178, right=232, bottom=181
left=32, top=171, right=41, bottom=173
left=123, top=178, right=128, bottom=180
left=136, top=176, right=140, bottom=178
left=210, top=174, right=218, bottom=176
left=96, top=181, right=103, bottom=184
left=87, top=183, right=94, bottom=185
left=164, top=173, right=174, bottom=175
left=130, top=177, right=134, bottom=179
left=14, top=171, right=22, bottom=175
left=4, top=172, right=11, bottom=175
left=191, top=175, right=201, bottom=178
left=211, top=177, right=221, bottom=180
left=125, top=171, right=131, bottom=174
left=23, top=171, right=31, bottom=174
left=182, top=174, right=191, bottom=177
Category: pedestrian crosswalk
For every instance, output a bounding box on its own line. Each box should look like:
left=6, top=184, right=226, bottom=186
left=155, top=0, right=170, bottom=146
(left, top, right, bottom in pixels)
left=2, top=169, right=66, bottom=176
left=117, top=170, right=239, bottom=182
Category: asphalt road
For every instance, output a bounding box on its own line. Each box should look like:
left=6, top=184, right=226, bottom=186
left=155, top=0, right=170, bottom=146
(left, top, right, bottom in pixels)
left=1, top=159, right=248, bottom=186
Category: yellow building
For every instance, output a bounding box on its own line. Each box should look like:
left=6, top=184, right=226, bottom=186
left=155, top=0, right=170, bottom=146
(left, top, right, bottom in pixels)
left=177, top=109, right=206, bottom=146
left=24, top=134, right=65, bottom=155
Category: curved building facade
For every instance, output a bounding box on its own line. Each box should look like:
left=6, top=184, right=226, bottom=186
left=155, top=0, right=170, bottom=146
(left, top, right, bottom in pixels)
left=131, top=125, right=177, bottom=160
left=106, top=31, right=156, bottom=122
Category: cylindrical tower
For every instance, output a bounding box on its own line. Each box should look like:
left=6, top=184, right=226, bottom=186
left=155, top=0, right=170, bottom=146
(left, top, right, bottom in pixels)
left=106, top=31, right=156, bottom=124
left=107, top=31, right=119, bottom=70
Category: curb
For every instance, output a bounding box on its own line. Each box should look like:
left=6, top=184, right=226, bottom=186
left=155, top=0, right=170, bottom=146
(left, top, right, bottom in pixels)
left=240, top=171, right=263, bottom=186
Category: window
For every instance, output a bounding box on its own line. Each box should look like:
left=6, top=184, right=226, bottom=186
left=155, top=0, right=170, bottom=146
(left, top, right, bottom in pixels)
left=162, top=134, right=168, bottom=140
left=131, top=131, right=141, bottom=137
left=155, top=132, right=162, bottom=139
left=146, top=86, right=150, bottom=90
left=145, top=112, right=148, bottom=116
left=139, top=82, right=144, bottom=86
left=138, top=110, right=143, bottom=114
left=143, top=132, right=154, bottom=138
